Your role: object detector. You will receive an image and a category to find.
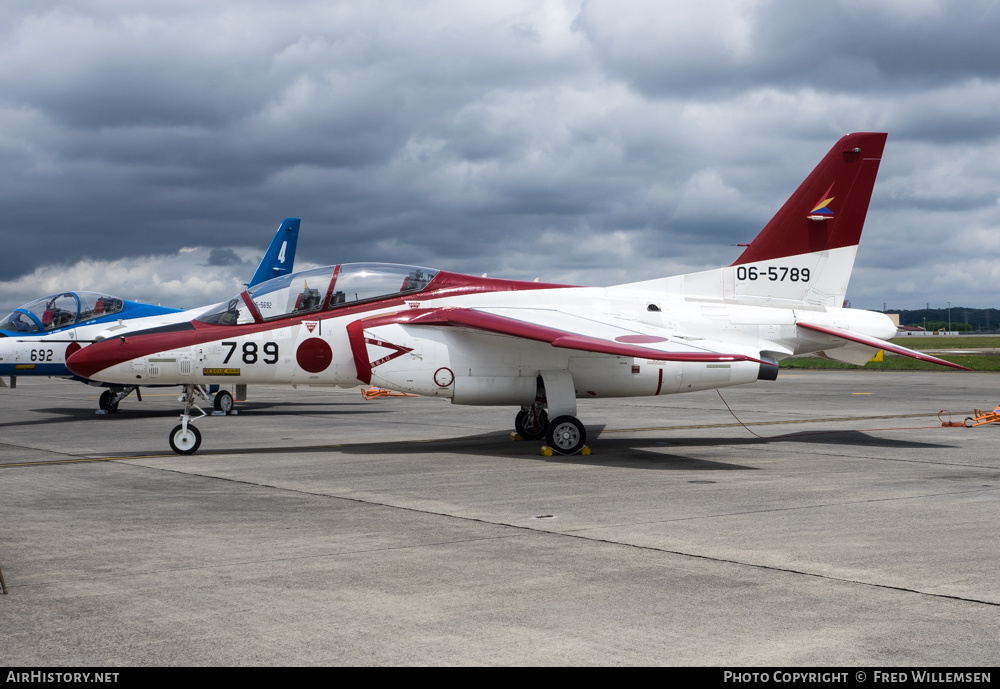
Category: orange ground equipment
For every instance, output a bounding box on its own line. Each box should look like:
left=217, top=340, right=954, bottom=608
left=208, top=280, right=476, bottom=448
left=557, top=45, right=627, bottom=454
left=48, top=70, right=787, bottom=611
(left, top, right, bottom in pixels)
left=361, top=386, right=417, bottom=400
left=939, top=406, right=1000, bottom=428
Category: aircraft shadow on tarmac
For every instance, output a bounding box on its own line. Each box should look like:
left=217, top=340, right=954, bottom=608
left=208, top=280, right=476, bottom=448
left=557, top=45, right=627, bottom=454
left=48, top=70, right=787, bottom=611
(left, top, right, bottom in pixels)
left=2, top=402, right=389, bottom=430
left=329, top=426, right=956, bottom=471
left=2, top=411, right=956, bottom=469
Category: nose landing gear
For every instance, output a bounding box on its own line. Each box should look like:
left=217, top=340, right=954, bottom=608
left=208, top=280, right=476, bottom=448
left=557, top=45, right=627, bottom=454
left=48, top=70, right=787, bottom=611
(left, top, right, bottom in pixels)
left=98, top=386, right=140, bottom=414
left=168, top=384, right=211, bottom=455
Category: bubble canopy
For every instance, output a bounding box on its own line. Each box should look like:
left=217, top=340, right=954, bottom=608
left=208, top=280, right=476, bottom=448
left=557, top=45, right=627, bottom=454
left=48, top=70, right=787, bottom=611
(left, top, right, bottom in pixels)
left=0, top=292, right=125, bottom=333
left=196, top=263, right=439, bottom=325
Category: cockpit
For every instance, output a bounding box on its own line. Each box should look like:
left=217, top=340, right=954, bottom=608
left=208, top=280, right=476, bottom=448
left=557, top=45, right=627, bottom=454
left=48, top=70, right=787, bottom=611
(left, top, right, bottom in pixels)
left=196, top=263, right=439, bottom=326
left=0, top=292, right=125, bottom=333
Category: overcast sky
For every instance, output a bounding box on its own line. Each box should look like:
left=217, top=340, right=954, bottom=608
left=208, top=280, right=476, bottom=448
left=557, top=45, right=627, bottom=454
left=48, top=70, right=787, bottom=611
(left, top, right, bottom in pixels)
left=2, top=0, right=999, bottom=314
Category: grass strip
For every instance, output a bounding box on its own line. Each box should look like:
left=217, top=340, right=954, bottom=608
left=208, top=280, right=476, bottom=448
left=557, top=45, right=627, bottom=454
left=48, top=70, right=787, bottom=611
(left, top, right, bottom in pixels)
left=780, top=354, right=1000, bottom=371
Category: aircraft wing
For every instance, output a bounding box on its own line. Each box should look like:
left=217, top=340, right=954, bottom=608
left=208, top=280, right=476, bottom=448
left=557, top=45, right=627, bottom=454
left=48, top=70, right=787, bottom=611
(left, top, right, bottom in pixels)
left=353, top=306, right=763, bottom=364
left=795, top=322, right=971, bottom=371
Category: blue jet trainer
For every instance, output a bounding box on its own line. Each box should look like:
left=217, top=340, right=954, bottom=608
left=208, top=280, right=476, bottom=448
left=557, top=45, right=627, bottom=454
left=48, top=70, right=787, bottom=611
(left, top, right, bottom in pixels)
left=0, top=291, right=180, bottom=376
left=0, top=218, right=300, bottom=411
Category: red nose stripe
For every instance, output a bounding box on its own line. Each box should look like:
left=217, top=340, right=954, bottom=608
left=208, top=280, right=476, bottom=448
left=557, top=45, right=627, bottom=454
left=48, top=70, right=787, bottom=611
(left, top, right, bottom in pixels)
left=66, top=340, right=135, bottom=379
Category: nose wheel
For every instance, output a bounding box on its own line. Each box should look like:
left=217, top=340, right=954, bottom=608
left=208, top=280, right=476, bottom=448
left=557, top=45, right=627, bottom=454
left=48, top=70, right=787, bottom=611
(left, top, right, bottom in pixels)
left=169, top=424, right=202, bottom=454
left=98, top=386, right=139, bottom=414
left=99, top=390, right=119, bottom=414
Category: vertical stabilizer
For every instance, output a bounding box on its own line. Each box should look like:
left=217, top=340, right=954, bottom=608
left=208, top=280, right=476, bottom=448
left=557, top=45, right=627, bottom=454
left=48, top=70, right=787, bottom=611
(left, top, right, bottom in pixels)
left=733, top=132, right=886, bottom=266
left=621, top=133, right=888, bottom=306
left=247, top=218, right=300, bottom=287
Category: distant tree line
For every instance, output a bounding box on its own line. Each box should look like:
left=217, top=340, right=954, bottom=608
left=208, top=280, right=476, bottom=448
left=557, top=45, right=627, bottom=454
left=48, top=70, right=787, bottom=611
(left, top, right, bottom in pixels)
left=889, top=307, right=1000, bottom=333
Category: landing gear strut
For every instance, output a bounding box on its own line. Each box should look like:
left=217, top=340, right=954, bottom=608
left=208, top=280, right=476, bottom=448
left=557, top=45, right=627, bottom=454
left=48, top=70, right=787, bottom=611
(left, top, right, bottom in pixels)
left=169, top=384, right=210, bottom=455
left=98, top=386, right=140, bottom=414
left=514, top=405, right=548, bottom=440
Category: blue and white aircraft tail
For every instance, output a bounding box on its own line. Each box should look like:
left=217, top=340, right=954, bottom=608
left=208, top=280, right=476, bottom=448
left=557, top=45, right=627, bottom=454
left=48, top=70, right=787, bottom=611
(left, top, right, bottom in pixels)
left=247, top=218, right=300, bottom=287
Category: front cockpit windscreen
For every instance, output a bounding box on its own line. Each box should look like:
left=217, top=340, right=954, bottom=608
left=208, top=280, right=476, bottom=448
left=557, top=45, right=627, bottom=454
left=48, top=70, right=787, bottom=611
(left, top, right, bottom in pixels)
left=329, top=264, right=437, bottom=306
left=196, top=296, right=257, bottom=326
left=249, top=266, right=336, bottom=320
left=0, top=292, right=125, bottom=332
left=0, top=311, right=40, bottom=333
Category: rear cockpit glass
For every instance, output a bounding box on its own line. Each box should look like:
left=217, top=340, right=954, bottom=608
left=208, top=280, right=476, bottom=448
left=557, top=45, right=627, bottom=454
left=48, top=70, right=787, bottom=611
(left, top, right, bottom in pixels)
left=249, top=267, right=336, bottom=320
left=0, top=292, right=124, bottom=332
left=78, top=294, right=124, bottom=321
left=329, top=264, right=437, bottom=307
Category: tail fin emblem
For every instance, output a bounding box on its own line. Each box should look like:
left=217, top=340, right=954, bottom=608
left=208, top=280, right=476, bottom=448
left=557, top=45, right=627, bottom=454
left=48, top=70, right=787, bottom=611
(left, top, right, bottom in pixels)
left=807, top=183, right=835, bottom=221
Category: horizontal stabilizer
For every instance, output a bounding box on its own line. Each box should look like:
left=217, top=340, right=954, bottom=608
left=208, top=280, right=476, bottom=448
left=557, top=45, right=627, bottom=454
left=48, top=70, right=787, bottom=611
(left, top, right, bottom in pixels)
left=796, top=322, right=971, bottom=371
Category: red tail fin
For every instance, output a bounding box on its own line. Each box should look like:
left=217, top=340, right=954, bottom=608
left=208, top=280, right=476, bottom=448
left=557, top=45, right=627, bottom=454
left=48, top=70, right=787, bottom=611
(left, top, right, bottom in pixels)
left=732, top=132, right=887, bottom=266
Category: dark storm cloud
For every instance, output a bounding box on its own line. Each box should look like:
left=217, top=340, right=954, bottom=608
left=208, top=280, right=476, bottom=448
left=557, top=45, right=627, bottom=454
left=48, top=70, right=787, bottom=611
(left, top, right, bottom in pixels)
left=206, top=248, right=246, bottom=267
left=573, top=0, right=1000, bottom=96
left=1, top=0, right=999, bottom=313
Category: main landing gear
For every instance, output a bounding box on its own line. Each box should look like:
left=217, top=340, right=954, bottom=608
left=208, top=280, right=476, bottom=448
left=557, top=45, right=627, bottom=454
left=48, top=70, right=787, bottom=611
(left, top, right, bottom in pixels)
left=513, top=407, right=587, bottom=455
left=514, top=406, right=548, bottom=440
left=213, top=389, right=234, bottom=414
left=513, top=371, right=588, bottom=455
left=545, top=415, right=586, bottom=455
left=98, top=386, right=140, bottom=414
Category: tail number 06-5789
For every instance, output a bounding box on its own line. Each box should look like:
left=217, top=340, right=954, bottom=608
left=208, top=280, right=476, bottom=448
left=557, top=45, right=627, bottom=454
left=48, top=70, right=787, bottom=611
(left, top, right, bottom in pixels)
left=736, top=266, right=810, bottom=282
left=222, top=341, right=279, bottom=365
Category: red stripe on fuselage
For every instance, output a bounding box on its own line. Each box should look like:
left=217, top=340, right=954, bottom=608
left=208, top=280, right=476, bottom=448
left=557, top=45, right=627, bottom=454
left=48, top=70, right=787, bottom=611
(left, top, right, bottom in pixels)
left=66, top=272, right=572, bottom=381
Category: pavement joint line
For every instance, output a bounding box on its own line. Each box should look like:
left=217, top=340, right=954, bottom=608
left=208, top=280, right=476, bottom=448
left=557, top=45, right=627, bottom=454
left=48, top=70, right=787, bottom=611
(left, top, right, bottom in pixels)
left=0, top=442, right=98, bottom=463
left=96, top=459, right=1000, bottom=610
left=561, top=485, right=999, bottom=530
left=748, top=445, right=995, bottom=470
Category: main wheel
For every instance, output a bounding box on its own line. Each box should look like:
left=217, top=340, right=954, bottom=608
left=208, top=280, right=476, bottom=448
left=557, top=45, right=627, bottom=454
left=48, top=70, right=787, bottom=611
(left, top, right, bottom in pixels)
left=169, top=424, right=202, bottom=455
left=515, top=408, right=549, bottom=440
left=99, top=389, right=120, bottom=414
left=214, top=390, right=234, bottom=414
left=545, top=416, right=586, bottom=455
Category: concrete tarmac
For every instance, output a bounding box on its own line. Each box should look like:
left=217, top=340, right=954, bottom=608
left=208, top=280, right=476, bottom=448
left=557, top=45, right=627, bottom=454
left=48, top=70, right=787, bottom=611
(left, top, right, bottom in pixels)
left=1, top=372, right=997, bottom=666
